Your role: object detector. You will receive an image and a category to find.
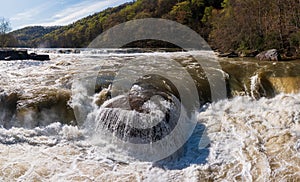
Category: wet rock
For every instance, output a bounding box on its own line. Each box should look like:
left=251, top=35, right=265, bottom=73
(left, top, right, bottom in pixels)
left=0, top=92, right=19, bottom=127
left=0, top=49, right=28, bottom=60
left=56, top=61, right=72, bottom=66
left=94, top=85, right=112, bottom=106
left=268, top=77, right=300, bottom=94
left=128, top=85, right=171, bottom=113
left=97, top=94, right=180, bottom=144
left=218, top=51, right=239, bottom=58
left=256, top=49, right=281, bottom=61
left=29, top=53, right=50, bottom=61
left=57, top=49, right=80, bottom=54
left=0, top=49, right=50, bottom=61
left=96, top=76, right=182, bottom=144
left=239, top=50, right=259, bottom=57
left=15, top=89, right=76, bottom=128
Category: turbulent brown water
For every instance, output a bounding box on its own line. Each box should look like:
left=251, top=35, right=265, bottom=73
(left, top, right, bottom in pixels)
left=0, top=49, right=299, bottom=181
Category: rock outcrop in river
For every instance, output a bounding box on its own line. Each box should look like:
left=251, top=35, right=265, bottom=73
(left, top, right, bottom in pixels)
left=256, top=49, right=281, bottom=61
left=0, top=49, right=50, bottom=61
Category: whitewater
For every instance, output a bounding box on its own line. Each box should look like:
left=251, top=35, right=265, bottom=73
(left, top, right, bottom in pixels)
left=0, top=49, right=299, bottom=181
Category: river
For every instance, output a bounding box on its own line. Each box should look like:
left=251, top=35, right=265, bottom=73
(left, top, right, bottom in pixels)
left=0, top=49, right=299, bottom=181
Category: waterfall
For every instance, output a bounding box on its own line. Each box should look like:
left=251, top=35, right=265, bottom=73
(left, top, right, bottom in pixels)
left=89, top=93, right=181, bottom=144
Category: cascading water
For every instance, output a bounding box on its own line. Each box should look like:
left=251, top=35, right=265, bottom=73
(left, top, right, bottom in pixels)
left=0, top=50, right=300, bottom=181
left=82, top=77, right=194, bottom=162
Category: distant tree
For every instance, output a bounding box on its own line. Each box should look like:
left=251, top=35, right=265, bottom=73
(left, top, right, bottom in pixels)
left=0, top=17, right=12, bottom=47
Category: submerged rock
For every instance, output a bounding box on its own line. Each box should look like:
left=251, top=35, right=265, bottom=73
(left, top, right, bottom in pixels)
left=256, top=49, right=281, bottom=61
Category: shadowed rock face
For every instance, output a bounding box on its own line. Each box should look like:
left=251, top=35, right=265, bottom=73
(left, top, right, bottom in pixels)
left=0, top=89, right=76, bottom=129
left=0, top=92, right=18, bottom=127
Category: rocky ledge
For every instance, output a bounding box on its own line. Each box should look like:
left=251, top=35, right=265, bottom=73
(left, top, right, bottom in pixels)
left=255, top=49, right=281, bottom=61
left=218, top=48, right=300, bottom=61
left=0, top=49, right=50, bottom=61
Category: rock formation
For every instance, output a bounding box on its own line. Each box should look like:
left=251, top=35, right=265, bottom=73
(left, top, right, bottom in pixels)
left=0, top=49, right=50, bottom=61
left=256, top=49, right=281, bottom=61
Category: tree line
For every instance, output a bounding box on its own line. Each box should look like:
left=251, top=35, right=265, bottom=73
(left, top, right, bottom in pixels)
left=7, top=0, right=223, bottom=48
left=210, top=0, right=300, bottom=57
left=3, top=0, right=300, bottom=57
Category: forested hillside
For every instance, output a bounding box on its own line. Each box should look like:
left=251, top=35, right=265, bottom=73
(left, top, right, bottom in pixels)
left=211, top=0, right=300, bottom=56
left=9, top=0, right=300, bottom=57
left=11, top=0, right=222, bottom=48
left=11, top=26, right=60, bottom=47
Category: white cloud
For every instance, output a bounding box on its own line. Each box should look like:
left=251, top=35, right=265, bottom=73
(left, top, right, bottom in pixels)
left=10, top=0, right=130, bottom=29
left=41, top=0, right=124, bottom=26
left=11, top=2, right=55, bottom=21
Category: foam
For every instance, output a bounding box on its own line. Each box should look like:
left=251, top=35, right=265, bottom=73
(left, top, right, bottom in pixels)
left=0, top=51, right=299, bottom=180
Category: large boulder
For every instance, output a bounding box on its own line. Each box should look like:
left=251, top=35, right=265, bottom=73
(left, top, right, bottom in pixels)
left=14, top=89, right=76, bottom=128
left=0, top=49, right=50, bottom=61
left=0, top=49, right=29, bottom=60
left=94, top=75, right=183, bottom=144
left=256, top=49, right=281, bottom=61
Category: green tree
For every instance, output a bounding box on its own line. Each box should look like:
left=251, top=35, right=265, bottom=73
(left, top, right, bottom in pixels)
left=169, top=1, right=193, bottom=24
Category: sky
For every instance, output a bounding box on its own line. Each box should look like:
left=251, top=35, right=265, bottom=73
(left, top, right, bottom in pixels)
left=0, top=0, right=132, bottom=30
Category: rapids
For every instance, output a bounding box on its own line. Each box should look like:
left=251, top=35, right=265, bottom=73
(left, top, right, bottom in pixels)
left=0, top=49, right=299, bottom=181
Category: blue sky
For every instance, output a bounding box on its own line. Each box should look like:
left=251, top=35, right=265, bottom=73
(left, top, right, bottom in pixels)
left=1, top=0, right=132, bottom=30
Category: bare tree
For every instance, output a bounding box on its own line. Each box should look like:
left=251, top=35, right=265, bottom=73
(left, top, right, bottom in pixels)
left=210, top=0, right=300, bottom=52
left=0, top=17, right=12, bottom=47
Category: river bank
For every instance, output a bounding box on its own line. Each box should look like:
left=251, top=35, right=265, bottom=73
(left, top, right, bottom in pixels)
left=217, top=48, right=300, bottom=61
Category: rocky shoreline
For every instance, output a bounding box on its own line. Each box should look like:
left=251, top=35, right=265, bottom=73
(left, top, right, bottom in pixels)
left=217, top=49, right=300, bottom=61
left=0, top=49, right=50, bottom=61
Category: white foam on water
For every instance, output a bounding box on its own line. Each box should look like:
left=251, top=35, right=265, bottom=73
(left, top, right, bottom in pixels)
left=198, top=94, right=300, bottom=181
left=0, top=93, right=299, bottom=181
left=0, top=51, right=299, bottom=181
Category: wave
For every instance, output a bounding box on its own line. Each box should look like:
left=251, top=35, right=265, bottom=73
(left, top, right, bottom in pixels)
left=0, top=50, right=299, bottom=180
left=197, top=93, right=300, bottom=180
left=0, top=93, right=299, bottom=181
